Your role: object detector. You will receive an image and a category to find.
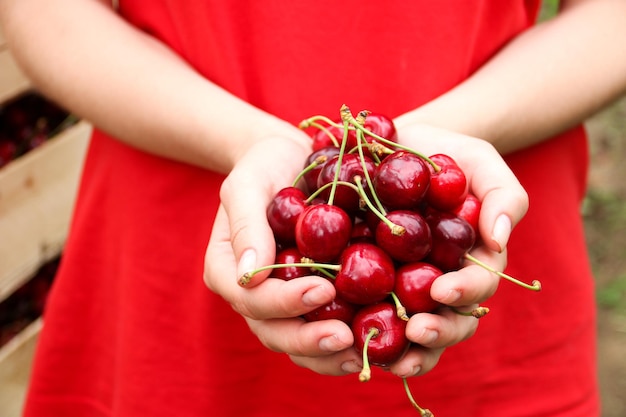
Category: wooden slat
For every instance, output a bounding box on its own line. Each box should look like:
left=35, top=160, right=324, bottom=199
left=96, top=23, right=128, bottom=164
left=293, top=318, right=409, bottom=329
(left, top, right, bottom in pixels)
left=0, top=49, right=31, bottom=104
left=0, top=318, right=42, bottom=417
left=0, top=121, right=91, bottom=302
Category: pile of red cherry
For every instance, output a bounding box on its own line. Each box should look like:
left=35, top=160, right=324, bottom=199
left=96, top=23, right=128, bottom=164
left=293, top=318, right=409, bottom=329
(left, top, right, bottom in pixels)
left=241, top=105, right=540, bottom=416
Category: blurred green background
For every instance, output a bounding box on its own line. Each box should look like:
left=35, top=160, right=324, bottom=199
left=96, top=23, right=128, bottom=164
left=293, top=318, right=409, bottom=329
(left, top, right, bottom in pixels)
left=541, top=2, right=626, bottom=416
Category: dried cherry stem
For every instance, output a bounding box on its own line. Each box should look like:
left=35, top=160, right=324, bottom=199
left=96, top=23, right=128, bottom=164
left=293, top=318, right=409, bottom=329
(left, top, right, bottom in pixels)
left=390, top=292, right=410, bottom=321
left=402, top=378, right=434, bottom=417
left=292, top=154, right=329, bottom=188
left=353, top=175, right=405, bottom=236
left=359, top=327, right=380, bottom=382
left=450, top=306, right=490, bottom=318
left=239, top=261, right=340, bottom=286
left=464, top=253, right=542, bottom=291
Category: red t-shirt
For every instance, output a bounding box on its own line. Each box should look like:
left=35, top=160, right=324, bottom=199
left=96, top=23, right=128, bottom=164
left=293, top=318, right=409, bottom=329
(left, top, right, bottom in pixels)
left=24, top=2, right=599, bottom=416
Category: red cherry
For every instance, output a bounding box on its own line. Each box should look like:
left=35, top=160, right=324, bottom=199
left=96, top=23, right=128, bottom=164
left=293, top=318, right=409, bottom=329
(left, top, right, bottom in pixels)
left=426, top=154, right=468, bottom=211
left=375, top=210, right=432, bottom=263
left=270, top=247, right=310, bottom=281
left=394, top=262, right=443, bottom=315
left=311, top=124, right=344, bottom=151
left=352, top=302, right=410, bottom=367
left=334, top=242, right=395, bottom=305
left=425, top=211, right=476, bottom=272
left=373, top=151, right=431, bottom=210
left=303, top=296, right=359, bottom=324
left=316, top=153, right=376, bottom=216
left=0, top=140, right=18, bottom=167
left=295, top=204, right=352, bottom=262
left=310, top=113, right=397, bottom=155
left=267, top=187, right=308, bottom=245
left=350, top=221, right=375, bottom=244
left=301, top=146, right=341, bottom=194
left=452, top=193, right=481, bottom=236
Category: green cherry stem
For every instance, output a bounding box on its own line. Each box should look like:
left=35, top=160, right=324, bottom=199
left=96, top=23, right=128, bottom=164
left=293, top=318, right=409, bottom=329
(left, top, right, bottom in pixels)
left=359, top=327, right=379, bottom=382
left=346, top=111, right=440, bottom=172
left=326, top=115, right=351, bottom=206
left=292, top=154, right=329, bottom=188
left=298, top=114, right=343, bottom=130
left=355, top=128, right=386, bottom=213
left=353, top=175, right=405, bottom=236
left=239, top=261, right=340, bottom=286
left=303, top=120, right=340, bottom=147
left=465, top=253, right=542, bottom=291
left=402, top=378, right=434, bottom=417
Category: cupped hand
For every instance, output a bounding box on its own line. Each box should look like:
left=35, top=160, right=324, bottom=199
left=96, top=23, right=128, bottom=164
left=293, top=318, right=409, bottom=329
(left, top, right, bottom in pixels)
left=381, top=122, right=529, bottom=378
left=204, top=121, right=529, bottom=378
left=204, top=133, right=361, bottom=374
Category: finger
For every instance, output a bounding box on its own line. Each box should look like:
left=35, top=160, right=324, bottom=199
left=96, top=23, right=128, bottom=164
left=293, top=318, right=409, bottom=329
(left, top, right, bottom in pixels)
left=388, top=344, right=445, bottom=378
left=247, top=317, right=355, bottom=357
left=220, top=138, right=312, bottom=287
left=205, top=207, right=338, bottom=320
left=429, top=247, right=504, bottom=306
left=404, top=308, right=479, bottom=350
left=289, top=349, right=362, bottom=376
left=458, top=141, right=529, bottom=253
left=232, top=276, right=338, bottom=320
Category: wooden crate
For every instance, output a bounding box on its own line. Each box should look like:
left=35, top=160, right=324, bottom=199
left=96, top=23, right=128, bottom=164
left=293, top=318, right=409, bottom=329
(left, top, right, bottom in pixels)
left=0, top=319, right=42, bottom=417
left=0, top=31, right=92, bottom=416
left=0, top=120, right=91, bottom=302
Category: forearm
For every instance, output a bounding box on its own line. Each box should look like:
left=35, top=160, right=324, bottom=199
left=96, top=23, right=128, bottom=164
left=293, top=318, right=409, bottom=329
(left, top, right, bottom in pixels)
left=396, top=0, right=626, bottom=154
left=0, top=0, right=306, bottom=173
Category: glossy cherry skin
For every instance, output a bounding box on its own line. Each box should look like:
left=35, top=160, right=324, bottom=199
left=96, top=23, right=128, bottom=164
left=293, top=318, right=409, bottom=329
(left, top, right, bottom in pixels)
left=425, top=211, right=476, bottom=271
left=350, top=221, right=375, bottom=244
left=394, top=262, right=443, bottom=315
left=452, top=193, right=481, bottom=236
left=316, top=153, right=376, bottom=216
left=270, top=247, right=310, bottom=281
left=349, top=113, right=398, bottom=158
left=334, top=243, right=395, bottom=305
left=301, top=146, right=341, bottom=194
left=311, top=124, right=344, bottom=151
left=267, top=187, right=308, bottom=246
left=352, top=302, right=410, bottom=366
left=303, top=295, right=359, bottom=325
left=426, top=153, right=468, bottom=211
left=373, top=151, right=431, bottom=210
left=375, top=210, right=432, bottom=263
left=295, top=204, right=352, bottom=262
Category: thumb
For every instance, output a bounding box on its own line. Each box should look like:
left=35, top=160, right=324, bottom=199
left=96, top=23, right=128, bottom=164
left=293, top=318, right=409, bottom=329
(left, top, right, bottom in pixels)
left=219, top=169, right=278, bottom=287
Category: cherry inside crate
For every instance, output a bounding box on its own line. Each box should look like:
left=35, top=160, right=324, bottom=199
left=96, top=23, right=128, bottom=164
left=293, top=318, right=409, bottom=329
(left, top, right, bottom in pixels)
left=243, top=104, right=541, bottom=416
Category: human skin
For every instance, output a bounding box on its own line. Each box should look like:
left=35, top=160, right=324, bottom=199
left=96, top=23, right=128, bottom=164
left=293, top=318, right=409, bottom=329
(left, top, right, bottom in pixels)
left=1, top=0, right=625, bottom=378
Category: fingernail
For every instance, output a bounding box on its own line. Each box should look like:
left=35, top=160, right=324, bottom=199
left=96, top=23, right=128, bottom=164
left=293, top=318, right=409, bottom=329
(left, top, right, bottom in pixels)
left=418, top=328, right=438, bottom=345
left=399, top=365, right=421, bottom=378
left=302, top=285, right=333, bottom=307
left=491, top=214, right=511, bottom=253
left=319, top=334, right=348, bottom=352
left=440, top=289, right=461, bottom=304
left=341, top=360, right=362, bottom=374
left=237, top=249, right=257, bottom=286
